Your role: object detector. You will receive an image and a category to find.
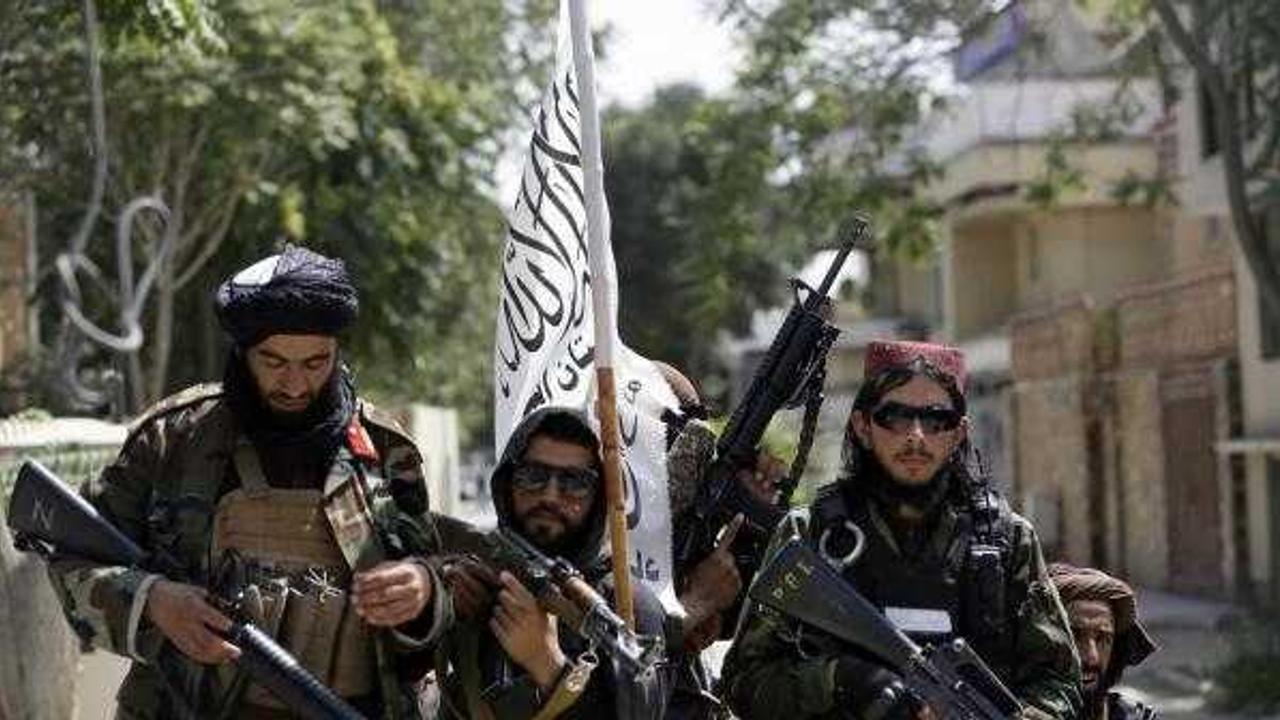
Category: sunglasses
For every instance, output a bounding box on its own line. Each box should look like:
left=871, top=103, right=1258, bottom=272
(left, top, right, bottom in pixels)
left=511, top=462, right=599, bottom=499
left=870, top=402, right=962, bottom=435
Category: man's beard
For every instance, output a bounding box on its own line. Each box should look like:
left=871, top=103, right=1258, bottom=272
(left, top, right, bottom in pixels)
left=517, top=503, right=590, bottom=557
left=865, top=451, right=952, bottom=512
left=223, top=349, right=354, bottom=454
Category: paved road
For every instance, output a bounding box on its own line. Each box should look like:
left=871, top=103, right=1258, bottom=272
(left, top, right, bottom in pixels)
left=1112, top=589, right=1278, bottom=720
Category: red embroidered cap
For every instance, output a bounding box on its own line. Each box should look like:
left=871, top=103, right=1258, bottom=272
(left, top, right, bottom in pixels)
left=863, top=339, right=967, bottom=390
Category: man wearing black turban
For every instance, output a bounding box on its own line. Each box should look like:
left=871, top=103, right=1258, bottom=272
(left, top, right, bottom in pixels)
left=49, top=245, right=452, bottom=720
left=1049, top=563, right=1159, bottom=720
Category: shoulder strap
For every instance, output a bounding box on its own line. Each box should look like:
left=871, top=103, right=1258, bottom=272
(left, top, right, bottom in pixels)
left=322, top=444, right=388, bottom=572
left=231, top=438, right=272, bottom=497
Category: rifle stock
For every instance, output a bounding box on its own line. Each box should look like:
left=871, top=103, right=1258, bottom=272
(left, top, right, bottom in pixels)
left=7, top=459, right=366, bottom=720
left=750, top=539, right=1022, bottom=720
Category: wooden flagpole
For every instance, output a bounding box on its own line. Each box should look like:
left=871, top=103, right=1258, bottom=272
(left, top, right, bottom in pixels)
left=567, top=0, right=634, bottom=628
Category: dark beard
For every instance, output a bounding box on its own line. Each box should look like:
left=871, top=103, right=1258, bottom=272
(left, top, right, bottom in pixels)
left=222, top=348, right=355, bottom=460
left=518, top=508, right=593, bottom=558
left=862, top=456, right=953, bottom=516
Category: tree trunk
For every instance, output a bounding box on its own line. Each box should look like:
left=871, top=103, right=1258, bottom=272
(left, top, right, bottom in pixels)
left=147, top=265, right=175, bottom=405
left=1153, top=0, right=1280, bottom=327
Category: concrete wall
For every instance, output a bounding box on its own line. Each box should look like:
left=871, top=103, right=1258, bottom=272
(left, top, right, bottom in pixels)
left=893, top=260, right=942, bottom=327
left=931, top=142, right=1158, bottom=207
left=1014, top=378, right=1091, bottom=563
left=1016, top=207, right=1166, bottom=311
left=1114, top=369, right=1170, bottom=588
left=1233, top=241, right=1280, bottom=601
left=951, top=217, right=1018, bottom=340
left=944, top=204, right=1166, bottom=342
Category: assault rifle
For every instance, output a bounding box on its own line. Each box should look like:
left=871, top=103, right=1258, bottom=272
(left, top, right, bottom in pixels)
left=750, top=539, right=1023, bottom=720
left=481, top=527, right=663, bottom=677
left=6, top=460, right=366, bottom=720
left=673, top=216, right=869, bottom=592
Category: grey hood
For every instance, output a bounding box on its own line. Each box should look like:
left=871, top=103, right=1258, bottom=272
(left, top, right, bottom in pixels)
left=491, top=406, right=608, bottom=574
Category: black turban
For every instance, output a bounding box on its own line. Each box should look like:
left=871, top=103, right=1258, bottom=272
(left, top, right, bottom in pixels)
left=215, top=244, right=358, bottom=347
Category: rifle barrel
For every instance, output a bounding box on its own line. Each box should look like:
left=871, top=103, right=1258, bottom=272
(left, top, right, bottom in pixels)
left=813, top=216, right=869, bottom=299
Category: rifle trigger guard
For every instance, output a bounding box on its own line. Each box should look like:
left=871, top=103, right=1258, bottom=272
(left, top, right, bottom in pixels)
left=818, top=520, right=865, bottom=571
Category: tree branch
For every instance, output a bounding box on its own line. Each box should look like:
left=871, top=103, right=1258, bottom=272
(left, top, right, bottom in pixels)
left=1154, top=0, right=1280, bottom=323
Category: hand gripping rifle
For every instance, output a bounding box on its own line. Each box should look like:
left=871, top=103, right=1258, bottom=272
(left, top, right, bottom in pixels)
left=673, top=216, right=870, bottom=592
left=6, top=459, right=367, bottom=720
left=481, top=528, right=663, bottom=678
left=749, top=539, right=1023, bottom=720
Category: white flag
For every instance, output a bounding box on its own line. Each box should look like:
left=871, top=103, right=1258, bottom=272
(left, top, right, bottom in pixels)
left=493, top=2, right=680, bottom=607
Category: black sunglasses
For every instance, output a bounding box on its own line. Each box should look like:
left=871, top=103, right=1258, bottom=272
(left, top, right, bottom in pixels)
left=511, top=462, right=599, bottom=499
left=870, top=402, right=962, bottom=435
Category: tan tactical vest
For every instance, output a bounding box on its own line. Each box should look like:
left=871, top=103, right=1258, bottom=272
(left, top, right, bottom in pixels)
left=211, top=437, right=379, bottom=712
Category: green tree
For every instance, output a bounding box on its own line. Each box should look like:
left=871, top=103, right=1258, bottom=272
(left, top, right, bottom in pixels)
left=2, top=0, right=555, bottom=438
left=600, top=1, right=977, bottom=397
left=1144, top=0, right=1280, bottom=330
left=605, top=84, right=796, bottom=398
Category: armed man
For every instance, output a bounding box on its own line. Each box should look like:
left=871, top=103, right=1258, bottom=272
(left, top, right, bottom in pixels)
left=46, top=245, right=450, bottom=719
left=435, top=406, right=675, bottom=718
left=658, top=360, right=786, bottom=718
left=1049, top=564, right=1159, bottom=720
left=721, top=339, right=1082, bottom=720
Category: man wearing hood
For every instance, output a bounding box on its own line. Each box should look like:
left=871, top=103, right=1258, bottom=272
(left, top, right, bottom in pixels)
left=48, top=245, right=450, bottom=719
left=1049, top=564, right=1158, bottom=720
left=435, top=406, right=674, bottom=719
left=721, top=340, right=1082, bottom=720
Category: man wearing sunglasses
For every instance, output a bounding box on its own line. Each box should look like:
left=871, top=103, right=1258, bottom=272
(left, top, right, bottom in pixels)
left=434, top=407, right=675, bottom=719
left=723, top=340, right=1082, bottom=720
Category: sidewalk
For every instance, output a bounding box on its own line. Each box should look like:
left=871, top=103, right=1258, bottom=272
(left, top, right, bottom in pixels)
left=1117, top=588, right=1276, bottom=720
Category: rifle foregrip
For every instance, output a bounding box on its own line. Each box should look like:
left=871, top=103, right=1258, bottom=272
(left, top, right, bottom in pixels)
left=228, top=623, right=367, bottom=720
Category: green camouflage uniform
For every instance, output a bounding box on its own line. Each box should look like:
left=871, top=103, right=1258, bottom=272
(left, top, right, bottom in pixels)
left=46, top=384, right=452, bottom=719
left=721, top=492, right=1082, bottom=720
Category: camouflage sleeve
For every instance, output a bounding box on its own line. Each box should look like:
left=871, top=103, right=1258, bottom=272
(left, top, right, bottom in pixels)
left=46, top=423, right=168, bottom=662
left=1006, top=518, right=1083, bottom=719
left=719, top=510, right=843, bottom=719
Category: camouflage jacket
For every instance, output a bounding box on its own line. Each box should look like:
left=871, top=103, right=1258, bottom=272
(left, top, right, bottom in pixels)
left=720, top=491, right=1082, bottom=720
left=46, top=384, right=453, bottom=720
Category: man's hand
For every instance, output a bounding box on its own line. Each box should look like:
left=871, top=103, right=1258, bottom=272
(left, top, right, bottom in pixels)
left=738, top=452, right=787, bottom=505
left=835, top=655, right=932, bottom=720
left=352, top=560, right=434, bottom=627
left=680, top=513, right=745, bottom=628
left=490, top=571, right=565, bottom=693
left=145, top=580, right=240, bottom=665
left=442, top=556, right=498, bottom=621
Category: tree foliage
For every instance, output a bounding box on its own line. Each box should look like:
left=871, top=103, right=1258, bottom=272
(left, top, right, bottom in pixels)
left=2, top=0, right=555, bottom=438
left=604, top=85, right=796, bottom=399
left=1145, top=0, right=1280, bottom=326
left=599, top=1, right=986, bottom=398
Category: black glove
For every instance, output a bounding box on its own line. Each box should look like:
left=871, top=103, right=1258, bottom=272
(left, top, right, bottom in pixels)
left=834, top=655, right=921, bottom=720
